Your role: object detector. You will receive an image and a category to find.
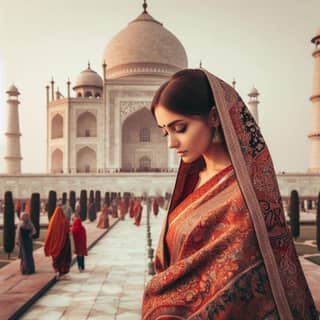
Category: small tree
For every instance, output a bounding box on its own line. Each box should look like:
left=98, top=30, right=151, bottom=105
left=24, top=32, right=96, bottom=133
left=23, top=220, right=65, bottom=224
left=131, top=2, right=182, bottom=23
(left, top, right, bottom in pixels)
left=47, top=190, right=57, bottom=221
left=80, top=190, right=87, bottom=221
left=4, top=191, right=15, bottom=258
left=316, top=192, right=320, bottom=250
left=105, top=192, right=110, bottom=207
left=289, top=190, right=300, bottom=239
left=69, top=191, right=76, bottom=212
left=62, top=192, right=67, bottom=206
left=89, top=190, right=94, bottom=204
left=95, top=190, right=101, bottom=212
left=30, top=193, right=40, bottom=239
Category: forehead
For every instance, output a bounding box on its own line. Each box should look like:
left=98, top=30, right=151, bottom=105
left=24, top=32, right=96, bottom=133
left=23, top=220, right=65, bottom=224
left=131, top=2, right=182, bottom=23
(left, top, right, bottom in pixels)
left=154, top=105, right=190, bottom=126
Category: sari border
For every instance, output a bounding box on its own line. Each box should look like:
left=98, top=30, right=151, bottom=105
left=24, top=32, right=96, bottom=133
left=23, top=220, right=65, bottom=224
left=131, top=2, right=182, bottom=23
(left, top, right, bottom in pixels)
left=203, top=69, right=293, bottom=320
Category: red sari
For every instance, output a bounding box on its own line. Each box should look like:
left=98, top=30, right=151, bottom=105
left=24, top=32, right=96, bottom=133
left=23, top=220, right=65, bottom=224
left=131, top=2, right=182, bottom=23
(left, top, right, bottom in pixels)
left=142, top=70, right=317, bottom=320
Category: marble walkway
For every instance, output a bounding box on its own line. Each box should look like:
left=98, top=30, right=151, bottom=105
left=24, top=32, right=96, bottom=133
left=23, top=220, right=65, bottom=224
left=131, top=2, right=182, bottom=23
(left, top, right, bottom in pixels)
left=20, top=206, right=164, bottom=320
left=14, top=206, right=320, bottom=319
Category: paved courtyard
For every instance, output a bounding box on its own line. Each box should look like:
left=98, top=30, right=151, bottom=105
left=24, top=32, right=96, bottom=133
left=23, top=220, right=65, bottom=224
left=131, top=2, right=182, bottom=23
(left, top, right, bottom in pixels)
left=20, top=206, right=164, bottom=320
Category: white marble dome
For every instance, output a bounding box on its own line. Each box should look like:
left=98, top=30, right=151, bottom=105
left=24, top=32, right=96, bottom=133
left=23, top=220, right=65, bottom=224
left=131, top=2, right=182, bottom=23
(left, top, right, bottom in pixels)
left=103, top=11, right=188, bottom=79
left=73, top=64, right=103, bottom=89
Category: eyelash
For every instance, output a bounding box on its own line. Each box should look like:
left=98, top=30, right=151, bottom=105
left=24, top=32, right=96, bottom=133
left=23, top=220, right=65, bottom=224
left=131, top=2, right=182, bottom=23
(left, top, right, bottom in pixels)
left=161, top=126, right=187, bottom=137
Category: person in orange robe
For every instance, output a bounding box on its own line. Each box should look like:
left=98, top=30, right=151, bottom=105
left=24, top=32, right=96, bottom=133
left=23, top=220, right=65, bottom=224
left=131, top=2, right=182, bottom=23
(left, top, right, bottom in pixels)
left=71, top=217, right=87, bottom=272
left=142, top=69, right=317, bottom=320
left=133, top=199, right=143, bottom=226
left=119, top=198, right=126, bottom=220
left=96, top=203, right=110, bottom=229
left=44, top=207, right=71, bottom=279
left=111, top=199, right=118, bottom=218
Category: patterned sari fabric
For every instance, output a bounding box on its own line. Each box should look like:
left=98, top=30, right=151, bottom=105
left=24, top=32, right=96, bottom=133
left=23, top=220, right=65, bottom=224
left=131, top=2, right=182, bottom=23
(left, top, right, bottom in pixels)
left=142, top=70, right=317, bottom=320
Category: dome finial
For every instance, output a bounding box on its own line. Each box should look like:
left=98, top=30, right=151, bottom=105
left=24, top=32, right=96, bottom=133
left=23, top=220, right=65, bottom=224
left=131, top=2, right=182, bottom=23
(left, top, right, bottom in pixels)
left=88, top=61, right=91, bottom=69
left=199, top=60, right=202, bottom=68
left=232, top=78, right=236, bottom=89
left=143, top=0, right=147, bottom=13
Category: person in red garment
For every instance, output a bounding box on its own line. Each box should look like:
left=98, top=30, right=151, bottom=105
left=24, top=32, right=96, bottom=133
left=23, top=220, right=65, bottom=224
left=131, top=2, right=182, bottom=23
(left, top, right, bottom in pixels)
left=71, top=217, right=87, bottom=272
left=133, top=199, right=143, bottom=226
left=44, top=207, right=71, bottom=279
left=142, top=69, right=317, bottom=319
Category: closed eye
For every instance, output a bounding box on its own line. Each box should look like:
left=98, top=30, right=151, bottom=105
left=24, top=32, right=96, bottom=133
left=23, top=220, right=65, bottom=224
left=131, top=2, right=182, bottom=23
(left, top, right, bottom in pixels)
left=174, top=125, right=187, bottom=133
left=161, top=128, right=168, bottom=137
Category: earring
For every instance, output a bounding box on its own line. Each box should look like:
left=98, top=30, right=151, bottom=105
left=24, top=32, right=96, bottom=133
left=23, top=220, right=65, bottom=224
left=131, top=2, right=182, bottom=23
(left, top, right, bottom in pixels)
left=211, top=127, right=223, bottom=144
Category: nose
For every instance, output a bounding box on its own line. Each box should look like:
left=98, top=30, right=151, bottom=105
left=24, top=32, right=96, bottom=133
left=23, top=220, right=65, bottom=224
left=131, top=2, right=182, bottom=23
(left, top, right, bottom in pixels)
left=167, top=134, right=179, bottom=149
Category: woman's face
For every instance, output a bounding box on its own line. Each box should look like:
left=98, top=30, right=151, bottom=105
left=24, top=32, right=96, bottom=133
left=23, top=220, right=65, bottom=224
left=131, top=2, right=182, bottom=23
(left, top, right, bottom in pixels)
left=155, top=105, right=212, bottom=163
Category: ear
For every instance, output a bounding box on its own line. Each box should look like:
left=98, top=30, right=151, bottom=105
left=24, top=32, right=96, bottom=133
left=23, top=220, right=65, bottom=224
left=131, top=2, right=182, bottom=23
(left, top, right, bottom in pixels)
left=208, top=106, right=220, bottom=128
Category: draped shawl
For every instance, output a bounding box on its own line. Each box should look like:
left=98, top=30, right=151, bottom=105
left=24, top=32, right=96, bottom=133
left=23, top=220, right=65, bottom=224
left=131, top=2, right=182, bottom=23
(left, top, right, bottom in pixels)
left=44, top=207, right=70, bottom=258
left=142, top=69, right=317, bottom=320
left=71, top=217, right=87, bottom=256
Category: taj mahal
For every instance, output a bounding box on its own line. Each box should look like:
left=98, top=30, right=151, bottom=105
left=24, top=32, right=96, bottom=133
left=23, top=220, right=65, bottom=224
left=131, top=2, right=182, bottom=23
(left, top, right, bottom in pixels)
left=1, top=2, right=320, bottom=201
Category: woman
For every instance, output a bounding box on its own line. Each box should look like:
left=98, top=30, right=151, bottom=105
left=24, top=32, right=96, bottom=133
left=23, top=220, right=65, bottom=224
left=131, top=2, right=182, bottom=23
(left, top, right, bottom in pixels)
left=44, top=207, right=71, bottom=279
left=16, top=213, right=36, bottom=274
left=71, top=217, right=87, bottom=272
left=142, top=69, right=317, bottom=319
left=97, top=203, right=110, bottom=228
left=133, top=198, right=143, bottom=226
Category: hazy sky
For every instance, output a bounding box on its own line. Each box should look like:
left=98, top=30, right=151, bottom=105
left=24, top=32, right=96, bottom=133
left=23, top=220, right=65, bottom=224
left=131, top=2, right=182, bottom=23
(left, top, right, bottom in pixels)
left=0, top=0, right=319, bottom=173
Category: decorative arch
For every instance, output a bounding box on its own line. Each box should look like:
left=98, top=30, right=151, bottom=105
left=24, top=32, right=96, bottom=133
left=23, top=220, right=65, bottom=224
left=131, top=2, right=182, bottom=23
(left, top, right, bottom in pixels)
left=51, top=149, right=63, bottom=173
left=139, top=156, right=151, bottom=170
left=85, top=91, right=93, bottom=98
left=77, top=112, right=97, bottom=137
left=121, top=107, right=167, bottom=171
left=76, top=146, right=96, bottom=173
left=51, top=114, right=63, bottom=139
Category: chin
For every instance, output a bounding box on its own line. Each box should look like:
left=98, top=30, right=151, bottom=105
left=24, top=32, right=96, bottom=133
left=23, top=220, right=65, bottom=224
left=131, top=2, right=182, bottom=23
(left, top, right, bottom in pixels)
left=181, top=156, right=196, bottom=163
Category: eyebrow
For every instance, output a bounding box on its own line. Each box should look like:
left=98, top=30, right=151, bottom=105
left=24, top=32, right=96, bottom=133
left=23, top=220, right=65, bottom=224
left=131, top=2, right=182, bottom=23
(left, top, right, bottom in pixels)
left=157, top=119, right=184, bottom=128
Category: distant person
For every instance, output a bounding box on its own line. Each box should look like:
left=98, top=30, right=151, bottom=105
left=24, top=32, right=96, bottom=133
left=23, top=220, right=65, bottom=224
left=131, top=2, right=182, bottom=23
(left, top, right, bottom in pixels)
left=15, top=200, right=21, bottom=219
left=71, top=217, right=87, bottom=272
left=44, top=207, right=71, bottom=279
left=97, top=204, right=109, bottom=229
left=62, top=200, right=72, bottom=222
left=111, top=200, right=118, bottom=218
left=119, top=198, right=126, bottom=220
left=133, top=199, right=143, bottom=226
left=16, top=213, right=36, bottom=275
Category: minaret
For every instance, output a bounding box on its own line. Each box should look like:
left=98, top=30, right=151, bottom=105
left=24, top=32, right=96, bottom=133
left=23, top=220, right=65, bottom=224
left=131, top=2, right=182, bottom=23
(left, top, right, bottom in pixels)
left=308, top=29, right=320, bottom=173
left=247, top=86, right=260, bottom=124
left=4, top=85, right=22, bottom=174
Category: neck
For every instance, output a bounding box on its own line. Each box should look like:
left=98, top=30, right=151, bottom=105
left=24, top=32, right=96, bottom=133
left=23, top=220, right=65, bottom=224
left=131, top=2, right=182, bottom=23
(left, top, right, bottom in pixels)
left=201, top=142, right=231, bottom=176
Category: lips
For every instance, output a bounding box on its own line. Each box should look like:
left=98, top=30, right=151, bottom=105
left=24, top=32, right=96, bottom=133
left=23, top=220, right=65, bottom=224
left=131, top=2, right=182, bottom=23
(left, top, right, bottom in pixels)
left=177, top=151, right=187, bottom=155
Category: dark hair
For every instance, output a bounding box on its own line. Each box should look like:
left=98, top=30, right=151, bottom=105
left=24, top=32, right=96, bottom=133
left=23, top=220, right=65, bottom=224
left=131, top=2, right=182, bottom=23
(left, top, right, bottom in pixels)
left=150, top=69, right=215, bottom=117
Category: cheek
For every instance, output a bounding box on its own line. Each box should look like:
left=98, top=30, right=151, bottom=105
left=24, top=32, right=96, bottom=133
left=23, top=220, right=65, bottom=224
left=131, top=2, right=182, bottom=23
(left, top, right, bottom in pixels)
left=187, top=127, right=211, bottom=151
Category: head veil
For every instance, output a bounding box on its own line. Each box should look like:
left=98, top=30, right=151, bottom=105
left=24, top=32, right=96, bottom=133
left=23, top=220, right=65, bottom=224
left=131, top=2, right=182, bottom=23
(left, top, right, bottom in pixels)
left=155, top=69, right=316, bottom=319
